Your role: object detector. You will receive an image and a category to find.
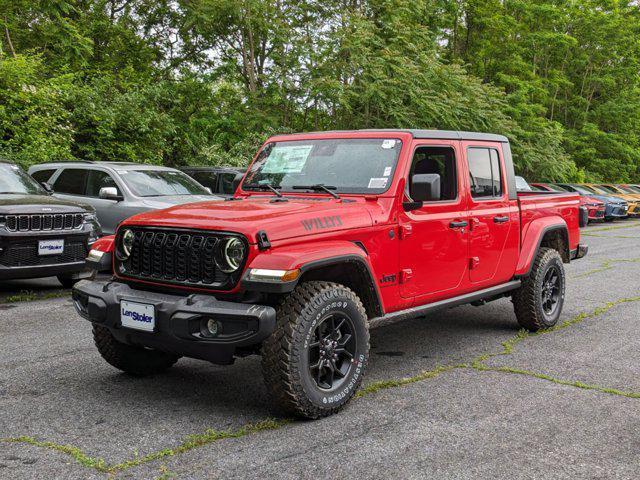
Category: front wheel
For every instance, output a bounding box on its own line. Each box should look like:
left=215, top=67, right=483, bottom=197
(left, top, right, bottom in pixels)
left=512, top=247, right=566, bottom=331
left=261, top=281, right=370, bottom=419
left=93, top=325, right=179, bottom=376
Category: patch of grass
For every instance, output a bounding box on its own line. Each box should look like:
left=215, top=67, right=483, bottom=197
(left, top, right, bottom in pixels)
left=110, top=419, right=287, bottom=472
left=573, top=258, right=640, bottom=279
left=1, top=289, right=70, bottom=304
left=356, top=364, right=462, bottom=397
left=472, top=364, right=640, bottom=399
left=4, top=436, right=110, bottom=472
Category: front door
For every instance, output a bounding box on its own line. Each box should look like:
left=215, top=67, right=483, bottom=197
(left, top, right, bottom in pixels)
left=399, top=144, right=470, bottom=300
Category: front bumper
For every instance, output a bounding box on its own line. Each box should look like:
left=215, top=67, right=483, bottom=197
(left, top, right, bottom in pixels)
left=72, top=280, right=276, bottom=364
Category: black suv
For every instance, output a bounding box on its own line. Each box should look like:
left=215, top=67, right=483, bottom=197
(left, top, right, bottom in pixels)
left=180, top=166, right=244, bottom=197
left=0, top=160, right=102, bottom=287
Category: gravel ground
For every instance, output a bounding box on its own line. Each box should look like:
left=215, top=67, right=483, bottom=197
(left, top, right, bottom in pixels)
left=1, top=220, right=639, bottom=479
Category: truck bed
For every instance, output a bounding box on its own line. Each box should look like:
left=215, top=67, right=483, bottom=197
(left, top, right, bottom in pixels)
left=517, top=191, right=582, bottom=254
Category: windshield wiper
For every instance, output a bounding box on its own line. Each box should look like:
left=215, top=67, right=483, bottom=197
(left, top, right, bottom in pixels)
left=292, top=184, right=340, bottom=199
left=244, top=183, right=284, bottom=198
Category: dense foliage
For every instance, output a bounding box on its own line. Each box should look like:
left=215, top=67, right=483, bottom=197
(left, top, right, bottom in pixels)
left=0, top=0, right=639, bottom=181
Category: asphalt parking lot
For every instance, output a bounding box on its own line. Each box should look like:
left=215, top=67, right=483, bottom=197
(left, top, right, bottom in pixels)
left=1, top=221, right=640, bottom=479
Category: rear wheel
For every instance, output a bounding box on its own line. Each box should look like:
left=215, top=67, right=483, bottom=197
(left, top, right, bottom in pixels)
left=93, top=325, right=179, bottom=376
left=261, top=281, right=369, bottom=419
left=512, top=247, right=565, bottom=331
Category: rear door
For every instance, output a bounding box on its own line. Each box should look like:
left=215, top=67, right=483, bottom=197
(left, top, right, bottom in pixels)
left=398, top=142, right=470, bottom=300
left=464, top=143, right=518, bottom=285
left=51, top=168, right=89, bottom=204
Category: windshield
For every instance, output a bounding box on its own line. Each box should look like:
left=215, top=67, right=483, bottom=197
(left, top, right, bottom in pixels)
left=0, top=164, right=45, bottom=195
left=546, top=184, right=567, bottom=192
left=243, top=138, right=402, bottom=194
left=515, top=176, right=532, bottom=191
left=619, top=185, right=640, bottom=194
left=566, top=185, right=593, bottom=195
left=119, top=170, right=210, bottom=197
left=595, top=185, right=617, bottom=194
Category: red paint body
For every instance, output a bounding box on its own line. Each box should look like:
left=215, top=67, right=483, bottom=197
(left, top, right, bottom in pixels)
left=532, top=183, right=605, bottom=220
left=109, top=132, right=582, bottom=316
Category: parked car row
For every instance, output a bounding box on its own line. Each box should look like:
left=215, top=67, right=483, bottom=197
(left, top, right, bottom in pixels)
left=516, top=176, right=640, bottom=224
left=0, top=160, right=245, bottom=287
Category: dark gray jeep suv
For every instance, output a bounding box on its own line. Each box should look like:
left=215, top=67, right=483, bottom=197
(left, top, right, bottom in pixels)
left=0, top=160, right=101, bottom=287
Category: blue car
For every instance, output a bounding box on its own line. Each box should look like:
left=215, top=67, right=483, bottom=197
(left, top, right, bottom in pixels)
left=556, top=183, right=628, bottom=221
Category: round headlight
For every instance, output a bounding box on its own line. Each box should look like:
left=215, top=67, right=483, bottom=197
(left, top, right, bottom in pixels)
left=119, top=229, right=134, bottom=260
left=216, top=237, right=245, bottom=273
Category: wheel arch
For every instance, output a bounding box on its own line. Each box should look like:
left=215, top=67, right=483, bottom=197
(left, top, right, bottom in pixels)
left=297, top=256, right=384, bottom=319
left=242, top=241, right=384, bottom=319
left=515, top=221, right=570, bottom=278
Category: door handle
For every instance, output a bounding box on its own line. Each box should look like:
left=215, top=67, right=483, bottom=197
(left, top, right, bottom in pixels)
left=449, top=220, right=468, bottom=229
left=493, top=215, right=509, bottom=223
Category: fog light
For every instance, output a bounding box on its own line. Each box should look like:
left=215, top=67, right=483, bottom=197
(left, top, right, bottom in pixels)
left=206, top=318, right=221, bottom=336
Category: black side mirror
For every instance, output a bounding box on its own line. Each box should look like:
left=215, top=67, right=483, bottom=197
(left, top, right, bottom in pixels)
left=41, top=182, right=53, bottom=194
left=403, top=173, right=440, bottom=212
left=403, top=174, right=441, bottom=211
left=232, top=173, right=244, bottom=193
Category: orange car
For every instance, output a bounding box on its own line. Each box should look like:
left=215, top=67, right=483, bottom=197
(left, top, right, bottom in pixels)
left=582, top=184, right=640, bottom=216
left=618, top=184, right=640, bottom=195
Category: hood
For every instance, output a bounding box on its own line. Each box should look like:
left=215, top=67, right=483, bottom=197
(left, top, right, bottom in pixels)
left=123, top=196, right=377, bottom=243
left=0, top=193, right=92, bottom=214
left=140, top=194, right=224, bottom=209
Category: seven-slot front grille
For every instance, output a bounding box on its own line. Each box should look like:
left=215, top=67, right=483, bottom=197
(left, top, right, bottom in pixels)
left=5, top=213, right=83, bottom=232
left=118, top=228, right=243, bottom=289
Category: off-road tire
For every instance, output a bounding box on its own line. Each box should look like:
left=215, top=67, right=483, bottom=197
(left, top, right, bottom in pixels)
left=261, top=281, right=370, bottom=419
left=93, top=325, right=179, bottom=376
left=512, top=247, right=565, bottom=331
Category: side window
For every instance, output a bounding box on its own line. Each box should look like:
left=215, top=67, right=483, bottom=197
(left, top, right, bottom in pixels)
left=31, top=169, right=56, bottom=184
left=468, top=148, right=503, bottom=198
left=86, top=170, right=119, bottom=197
left=191, top=172, right=218, bottom=191
left=219, top=173, right=237, bottom=194
left=408, top=146, right=457, bottom=201
left=53, top=168, right=88, bottom=195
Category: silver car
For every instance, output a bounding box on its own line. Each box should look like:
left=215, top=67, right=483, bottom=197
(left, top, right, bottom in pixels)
left=29, top=162, right=223, bottom=235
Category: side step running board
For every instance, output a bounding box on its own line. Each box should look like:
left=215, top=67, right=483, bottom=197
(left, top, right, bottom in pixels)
left=370, top=280, right=521, bottom=329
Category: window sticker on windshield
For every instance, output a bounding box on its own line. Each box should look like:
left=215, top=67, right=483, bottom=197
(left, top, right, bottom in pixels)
left=383, top=166, right=392, bottom=177
left=368, top=177, right=388, bottom=189
left=381, top=139, right=396, bottom=149
left=262, top=145, right=313, bottom=174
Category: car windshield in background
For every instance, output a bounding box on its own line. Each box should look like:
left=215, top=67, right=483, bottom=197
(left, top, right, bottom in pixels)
left=119, top=170, right=210, bottom=197
left=0, top=164, right=44, bottom=195
left=243, top=138, right=402, bottom=194
left=515, top=176, right=532, bottom=191
left=570, top=185, right=597, bottom=195
left=620, top=185, right=640, bottom=194
left=596, top=185, right=619, bottom=194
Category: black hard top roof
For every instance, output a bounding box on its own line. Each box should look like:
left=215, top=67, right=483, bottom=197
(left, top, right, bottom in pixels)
left=285, top=129, right=509, bottom=143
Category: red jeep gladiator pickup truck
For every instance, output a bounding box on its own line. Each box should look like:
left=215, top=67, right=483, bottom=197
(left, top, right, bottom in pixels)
left=74, top=130, right=587, bottom=418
